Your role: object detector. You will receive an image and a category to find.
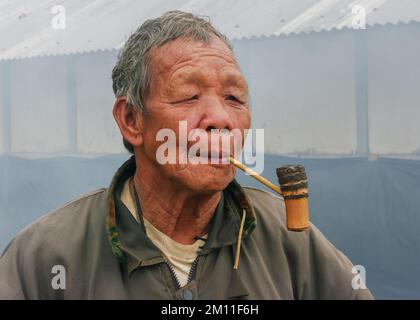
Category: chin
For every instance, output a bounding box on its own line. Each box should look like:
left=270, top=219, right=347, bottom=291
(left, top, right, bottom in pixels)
left=179, top=164, right=235, bottom=194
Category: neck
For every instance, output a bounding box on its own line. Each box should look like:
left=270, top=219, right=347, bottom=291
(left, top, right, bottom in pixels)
left=133, top=160, right=221, bottom=245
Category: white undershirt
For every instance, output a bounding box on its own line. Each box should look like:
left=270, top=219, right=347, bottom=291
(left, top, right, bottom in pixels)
left=120, top=179, right=207, bottom=287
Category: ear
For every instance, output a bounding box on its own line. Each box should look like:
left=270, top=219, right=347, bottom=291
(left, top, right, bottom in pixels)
left=113, top=97, right=144, bottom=148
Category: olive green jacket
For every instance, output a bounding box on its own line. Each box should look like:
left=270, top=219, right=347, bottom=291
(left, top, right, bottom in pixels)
left=0, top=157, right=373, bottom=299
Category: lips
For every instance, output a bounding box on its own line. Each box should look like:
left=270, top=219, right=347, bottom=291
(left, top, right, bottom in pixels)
left=192, top=149, right=230, bottom=164
left=183, top=131, right=240, bottom=164
left=202, top=150, right=230, bottom=158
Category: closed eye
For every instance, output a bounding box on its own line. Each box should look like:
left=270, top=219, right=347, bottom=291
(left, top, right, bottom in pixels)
left=225, top=95, right=242, bottom=103
left=172, top=95, right=199, bottom=104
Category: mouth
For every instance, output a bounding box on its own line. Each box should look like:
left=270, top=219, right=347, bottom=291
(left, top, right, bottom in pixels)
left=195, top=150, right=231, bottom=164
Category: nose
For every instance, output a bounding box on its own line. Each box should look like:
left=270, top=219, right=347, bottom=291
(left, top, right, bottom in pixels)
left=199, top=97, right=235, bottom=132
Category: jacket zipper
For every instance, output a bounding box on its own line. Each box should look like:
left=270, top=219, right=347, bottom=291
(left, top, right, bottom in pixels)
left=187, top=257, right=199, bottom=284
left=165, top=256, right=199, bottom=290
left=166, top=260, right=181, bottom=289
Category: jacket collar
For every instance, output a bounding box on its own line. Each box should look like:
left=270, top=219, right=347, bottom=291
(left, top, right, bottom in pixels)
left=105, top=156, right=257, bottom=273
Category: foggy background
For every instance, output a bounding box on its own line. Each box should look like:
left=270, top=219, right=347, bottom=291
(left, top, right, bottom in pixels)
left=1, top=0, right=420, bottom=299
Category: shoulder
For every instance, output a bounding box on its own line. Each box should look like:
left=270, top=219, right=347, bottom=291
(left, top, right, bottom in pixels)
left=1, top=188, right=108, bottom=268
left=242, top=186, right=288, bottom=235
left=242, top=185, right=343, bottom=262
left=12, top=188, right=107, bottom=245
left=242, top=186, right=373, bottom=299
left=242, top=186, right=286, bottom=219
left=0, top=188, right=109, bottom=299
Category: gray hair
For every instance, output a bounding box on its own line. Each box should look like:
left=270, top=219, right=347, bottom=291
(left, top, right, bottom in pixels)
left=111, top=10, right=233, bottom=153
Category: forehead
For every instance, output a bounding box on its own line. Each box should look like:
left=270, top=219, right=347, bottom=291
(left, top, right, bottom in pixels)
left=149, top=37, right=240, bottom=78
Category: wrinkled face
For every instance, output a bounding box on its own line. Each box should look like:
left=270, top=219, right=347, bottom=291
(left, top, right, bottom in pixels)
left=140, top=37, right=251, bottom=193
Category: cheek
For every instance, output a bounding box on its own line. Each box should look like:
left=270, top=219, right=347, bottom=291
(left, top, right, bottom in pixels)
left=240, top=109, right=251, bottom=129
left=141, top=115, right=171, bottom=160
left=229, top=106, right=251, bottom=128
left=141, top=111, right=201, bottom=159
left=231, top=109, right=251, bottom=142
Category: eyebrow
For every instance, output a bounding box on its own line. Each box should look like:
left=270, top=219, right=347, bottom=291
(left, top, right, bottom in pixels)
left=170, top=69, right=204, bottom=86
left=220, top=72, right=248, bottom=91
left=169, top=68, right=248, bottom=92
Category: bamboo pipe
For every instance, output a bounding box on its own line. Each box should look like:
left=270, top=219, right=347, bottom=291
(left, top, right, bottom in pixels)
left=229, top=157, right=282, bottom=195
left=229, top=157, right=310, bottom=232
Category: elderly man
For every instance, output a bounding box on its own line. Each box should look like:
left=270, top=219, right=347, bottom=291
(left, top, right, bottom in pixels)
left=0, top=11, right=373, bottom=300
